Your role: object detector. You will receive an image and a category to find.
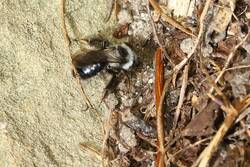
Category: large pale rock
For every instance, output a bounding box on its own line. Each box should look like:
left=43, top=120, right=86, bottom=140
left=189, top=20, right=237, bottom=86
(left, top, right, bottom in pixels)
left=0, top=0, right=117, bottom=166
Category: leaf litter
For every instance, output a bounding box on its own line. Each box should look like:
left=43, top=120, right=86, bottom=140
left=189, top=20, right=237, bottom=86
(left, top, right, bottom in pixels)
left=64, top=0, right=250, bottom=166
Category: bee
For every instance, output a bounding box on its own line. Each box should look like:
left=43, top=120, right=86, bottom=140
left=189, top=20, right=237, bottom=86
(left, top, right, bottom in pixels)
left=72, top=43, right=137, bottom=79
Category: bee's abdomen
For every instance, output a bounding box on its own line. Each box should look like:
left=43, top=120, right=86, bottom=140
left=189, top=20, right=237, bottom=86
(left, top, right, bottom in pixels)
left=77, top=63, right=105, bottom=79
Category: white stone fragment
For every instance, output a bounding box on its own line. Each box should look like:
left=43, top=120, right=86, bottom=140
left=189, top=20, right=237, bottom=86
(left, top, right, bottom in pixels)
left=180, top=38, right=196, bottom=54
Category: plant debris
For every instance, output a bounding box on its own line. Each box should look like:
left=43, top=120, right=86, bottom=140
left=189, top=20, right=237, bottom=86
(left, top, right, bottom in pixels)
left=63, top=0, right=250, bottom=166
left=104, top=0, right=250, bottom=166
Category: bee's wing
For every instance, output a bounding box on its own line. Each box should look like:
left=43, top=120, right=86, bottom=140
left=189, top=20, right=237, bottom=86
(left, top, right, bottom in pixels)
left=72, top=47, right=122, bottom=68
left=72, top=50, right=108, bottom=68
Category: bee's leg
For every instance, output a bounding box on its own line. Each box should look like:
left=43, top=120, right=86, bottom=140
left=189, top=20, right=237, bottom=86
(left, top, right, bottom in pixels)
left=123, top=71, right=132, bottom=92
left=99, top=74, right=117, bottom=105
left=99, top=70, right=121, bottom=105
left=105, top=74, right=120, bottom=93
left=74, top=36, right=110, bottom=51
left=88, top=37, right=110, bottom=49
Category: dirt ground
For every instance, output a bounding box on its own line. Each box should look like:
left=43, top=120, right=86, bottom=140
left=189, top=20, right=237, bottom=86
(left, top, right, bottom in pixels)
left=1, top=0, right=250, bottom=167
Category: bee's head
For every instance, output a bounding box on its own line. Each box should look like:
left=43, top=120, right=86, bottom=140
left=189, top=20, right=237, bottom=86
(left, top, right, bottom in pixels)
left=115, top=43, right=137, bottom=70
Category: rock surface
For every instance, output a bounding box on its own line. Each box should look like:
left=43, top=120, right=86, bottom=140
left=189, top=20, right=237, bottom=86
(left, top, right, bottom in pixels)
left=0, top=0, right=117, bottom=166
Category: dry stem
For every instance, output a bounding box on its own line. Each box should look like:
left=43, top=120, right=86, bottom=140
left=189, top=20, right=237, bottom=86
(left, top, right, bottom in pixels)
left=149, top=0, right=195, bottom=37
left=173, top=64, right=189, bottom=128
left=79, top=143, right=102, bottom=160
left=173, top=0, right=212, bottom=76
left=60, top=0, right=70, bottom=47
left=60, top=0, right=104, bottom=134
left=209, top=33, right=250, bottom=93
left=194, top=54, right=250, bottom=166
left=157, top=76, right=173, bottom=166
left=166, top=137, right=212, bottom=165
left=146, top=1, right=174, bottom=66
left=195, top=94, right=250, bottom=167
left=101, top=110, right=115, bottom=167
left=154, top=48, right=165, bottom=167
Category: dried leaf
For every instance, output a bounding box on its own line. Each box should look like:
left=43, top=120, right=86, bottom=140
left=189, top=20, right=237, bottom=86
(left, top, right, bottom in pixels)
left=182, top=101, right=219, bottom=137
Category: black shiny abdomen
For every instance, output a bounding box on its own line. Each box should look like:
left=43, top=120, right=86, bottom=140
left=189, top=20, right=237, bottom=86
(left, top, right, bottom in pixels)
left=77, top=63, right=105, bottom=79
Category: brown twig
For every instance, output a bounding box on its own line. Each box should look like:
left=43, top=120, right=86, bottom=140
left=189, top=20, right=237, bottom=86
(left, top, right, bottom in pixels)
left=166, top=137, right=212, bottom=165
left=194, top=94, right=250, bottom=167
left=209, top=32, right=250, bottom=93
left=101, top=109, right=132, bottom=167
left=60, top=0, right=70, bottom=47
left=79, top=143, right=102, bottom=160
left=200, top=58, right=227, bottom=102
left=156, top=75, right=173, bottom=167
left=146, top=1, right=174, bottom=66
left=155, top=48, right=164, bottom=109
left=146, top=2, right=163, bottom=48
left=137, top=133, right=158, bottom=148
left=60, top=0, right=94, bottom=109
left=173, top=63, right=189, bottom=128
left=105, top=0, right=115, bottom=22
left=224, top=64, right=250, bottom=71
left=60, top=0, right=104, bottom=133
left=101, top=109, right=117, bottom=167
left=194, top=55, right=250, bottom=166
left=154, top=48, right=165, bottom=167
left=172, top=0, right=212, bottom=78
left=148, top=0, right=195, bottom=37
left=199, top=64, right=250, bottom=85
left=105, top=0, right=120, bottom=22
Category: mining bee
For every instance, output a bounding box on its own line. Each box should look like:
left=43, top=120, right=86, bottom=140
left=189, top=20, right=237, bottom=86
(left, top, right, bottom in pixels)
left=72, top=41, right=137, bottom=79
